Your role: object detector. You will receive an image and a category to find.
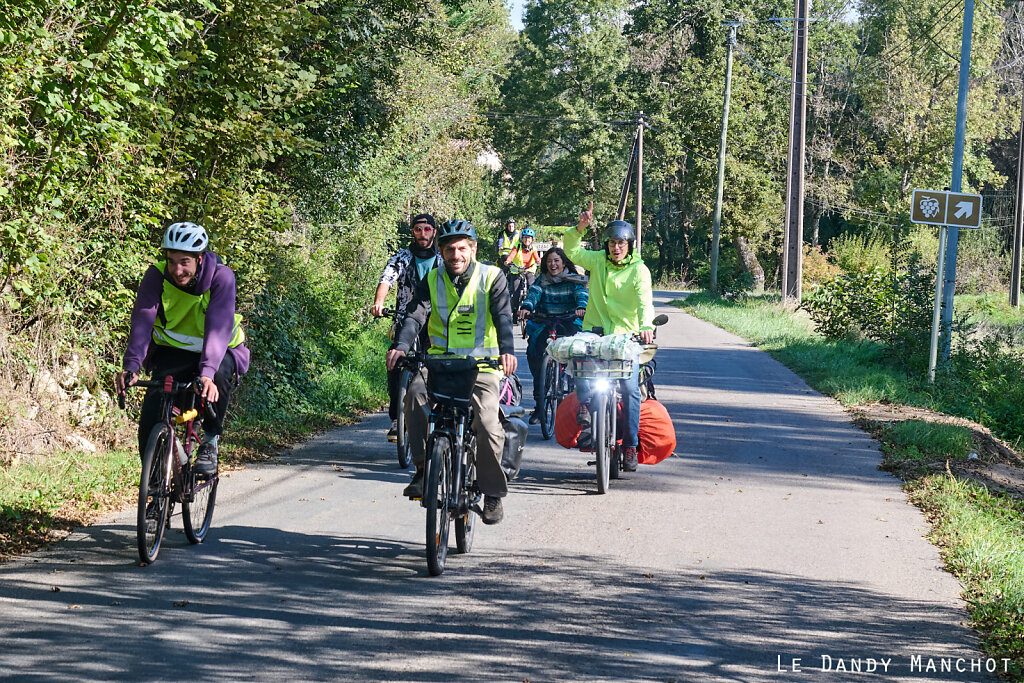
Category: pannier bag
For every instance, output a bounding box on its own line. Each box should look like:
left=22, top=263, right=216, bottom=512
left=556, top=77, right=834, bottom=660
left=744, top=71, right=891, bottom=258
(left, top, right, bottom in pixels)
left=499, top=372, right=523, bottom=406
left=638, top=399, right=675, bottom=465
left=500, top=407, right=528, bottom=480
left=555, top=393, right=676, bottom=465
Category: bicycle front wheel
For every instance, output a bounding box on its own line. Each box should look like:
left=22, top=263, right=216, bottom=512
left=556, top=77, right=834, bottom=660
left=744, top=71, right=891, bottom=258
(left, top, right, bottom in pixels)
left=539, top=358, right=558, bottom=440
left=425, top=435, right=453, bottom=576
left=455, top=435, right=477, bottom=554
left=396, top=368, right=412, bottom=469
left=592, top=393, right=612, bottom=494
left=183, top=468, right=218, bottom=544
left=138, top=424, right=173, bottom=564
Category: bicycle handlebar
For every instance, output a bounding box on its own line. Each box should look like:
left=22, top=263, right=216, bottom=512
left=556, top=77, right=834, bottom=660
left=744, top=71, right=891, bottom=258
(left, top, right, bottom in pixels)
left=117, top=376, right=218, bottom=421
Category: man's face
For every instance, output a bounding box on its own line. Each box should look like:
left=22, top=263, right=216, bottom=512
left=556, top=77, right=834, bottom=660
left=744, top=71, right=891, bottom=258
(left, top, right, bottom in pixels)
left=441, top=237, right=477, bottom=276
left=166, top=250, right=202, bottom=287
left=412, top=221, right=435, bottom=248
left=607, top=238, right=630, bottom=264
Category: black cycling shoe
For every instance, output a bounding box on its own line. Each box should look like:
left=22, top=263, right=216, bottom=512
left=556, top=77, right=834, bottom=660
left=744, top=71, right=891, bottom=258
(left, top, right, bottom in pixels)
left=403, top=468, right=424, bottom=498
left=194, top=442, right=218, bottom=478
left=576, top=405, right=590, bottom=426
left=528, top=411, right=541, bottom=425
left=481, top=496, right=504, bottom=525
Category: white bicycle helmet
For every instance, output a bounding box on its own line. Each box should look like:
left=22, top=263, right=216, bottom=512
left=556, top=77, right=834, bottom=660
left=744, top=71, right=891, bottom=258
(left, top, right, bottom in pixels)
left=162, top=222, right=209, bottom=253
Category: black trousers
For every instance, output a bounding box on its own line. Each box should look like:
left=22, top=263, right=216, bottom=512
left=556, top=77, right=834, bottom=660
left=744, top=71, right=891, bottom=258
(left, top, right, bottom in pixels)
left=138, top=346, right=237, bottom=456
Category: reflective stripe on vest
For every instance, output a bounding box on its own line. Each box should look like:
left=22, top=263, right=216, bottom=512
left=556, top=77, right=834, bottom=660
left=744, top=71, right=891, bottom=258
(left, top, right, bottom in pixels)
left=427, top=263, right=500, bottom=358
left=152, top=261, right=245, bottom=351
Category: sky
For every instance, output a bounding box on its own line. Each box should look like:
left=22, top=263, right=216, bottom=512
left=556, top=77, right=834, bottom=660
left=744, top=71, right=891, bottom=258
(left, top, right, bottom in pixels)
left=510, top=0, right=526, bottom=30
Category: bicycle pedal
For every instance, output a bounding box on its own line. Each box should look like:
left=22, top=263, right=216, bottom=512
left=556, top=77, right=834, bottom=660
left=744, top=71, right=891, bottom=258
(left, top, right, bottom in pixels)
left=587, top=460, right=596, bottom=466
left=387, top=435, right=398, bottom=443
left=408, top=495, right=422, bottom=501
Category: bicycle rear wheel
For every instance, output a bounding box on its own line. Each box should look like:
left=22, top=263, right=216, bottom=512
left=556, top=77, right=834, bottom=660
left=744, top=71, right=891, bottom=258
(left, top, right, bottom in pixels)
left=396, top=368, right=412, bottom=469
left=425, top=435, right=452, bottom=576
left=455, top=435, right=477, bottom=554
left=539, top=358, right=558, bottom=440
left=592, top=393, right=611, bottom=494
left=183, top=467, right=218, bottom=544
left=138, top=424, right=173, bottom=564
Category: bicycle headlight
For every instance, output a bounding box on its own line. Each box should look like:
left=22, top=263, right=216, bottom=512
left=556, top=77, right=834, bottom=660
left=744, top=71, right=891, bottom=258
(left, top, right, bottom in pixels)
left=594, top=378, right=611, bottom=393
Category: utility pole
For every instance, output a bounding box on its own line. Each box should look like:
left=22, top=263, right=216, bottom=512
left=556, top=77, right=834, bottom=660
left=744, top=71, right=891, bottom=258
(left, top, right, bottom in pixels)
left=711, top=22, right=739, bottom=294
left=1012, top=71, right=1024, bottom=308
left=636, top=111, right=645, bottom=253
left=939, top=0, right=975, bottom=358
left=781, top=0, right=810, bottom=302
left=616, top=132, right=638, bottom=222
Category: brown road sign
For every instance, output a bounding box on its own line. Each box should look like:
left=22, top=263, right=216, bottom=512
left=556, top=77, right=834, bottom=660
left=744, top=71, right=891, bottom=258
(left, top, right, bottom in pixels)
left=945, top=192, right=982, bottom=229
left=911, top=189, right=947, bottom=226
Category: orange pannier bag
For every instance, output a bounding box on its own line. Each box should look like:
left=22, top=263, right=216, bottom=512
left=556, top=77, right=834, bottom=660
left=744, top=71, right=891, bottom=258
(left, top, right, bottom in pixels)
left=638, top=399, right=675, bottom=465
left=555, top=391, right=584, bottom=449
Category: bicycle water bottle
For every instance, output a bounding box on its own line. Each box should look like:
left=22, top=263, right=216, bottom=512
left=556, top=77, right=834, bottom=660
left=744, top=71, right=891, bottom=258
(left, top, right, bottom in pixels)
left=176, top=440, right=188, bottom=466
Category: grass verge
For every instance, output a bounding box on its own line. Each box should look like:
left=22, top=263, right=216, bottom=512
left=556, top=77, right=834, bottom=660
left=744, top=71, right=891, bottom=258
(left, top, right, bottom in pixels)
left=677, top=291, right=1024, bottom=677
left=0, top=333, right=390, bottom=563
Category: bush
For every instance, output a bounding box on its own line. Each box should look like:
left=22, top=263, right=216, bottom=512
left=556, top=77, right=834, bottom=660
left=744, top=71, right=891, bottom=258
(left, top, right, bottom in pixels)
left=694, top=245, right=754, bottom=294
left=829, top=232, right=890, bottom=274
left=801, top=258, right=935, bottom=370
left=802, top=244, right=842, bottom=288
left=955, top=228, right=1009, bottom=295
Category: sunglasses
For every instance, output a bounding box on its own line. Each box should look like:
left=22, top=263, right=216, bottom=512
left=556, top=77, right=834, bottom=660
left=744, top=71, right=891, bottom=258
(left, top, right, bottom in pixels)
left=412, top=223, right=435, bottom=232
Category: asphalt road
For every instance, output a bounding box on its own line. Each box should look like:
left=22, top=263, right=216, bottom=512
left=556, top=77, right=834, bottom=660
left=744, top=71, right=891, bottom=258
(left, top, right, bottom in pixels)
left=0, top=292, right=997, bottom=681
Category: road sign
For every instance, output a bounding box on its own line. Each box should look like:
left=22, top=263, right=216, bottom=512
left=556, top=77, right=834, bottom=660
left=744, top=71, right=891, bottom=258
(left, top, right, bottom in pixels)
left=911, top=188, right=982, bottom=229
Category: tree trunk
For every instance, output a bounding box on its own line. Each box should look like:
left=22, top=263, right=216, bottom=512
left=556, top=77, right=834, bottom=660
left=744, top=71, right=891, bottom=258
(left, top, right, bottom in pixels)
left=734, top=235, right=764, bottom=292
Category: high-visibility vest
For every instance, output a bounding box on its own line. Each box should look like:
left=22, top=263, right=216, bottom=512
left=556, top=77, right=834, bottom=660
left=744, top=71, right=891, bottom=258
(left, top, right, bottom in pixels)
left=497, top=230, right=520, bottom=258
left=426, top=263, right=501, bottom=372
left=152, top=262, right=245, bottom=352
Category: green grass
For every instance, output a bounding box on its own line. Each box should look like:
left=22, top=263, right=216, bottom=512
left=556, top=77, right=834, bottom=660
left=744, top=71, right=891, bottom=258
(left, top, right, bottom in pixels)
left=678, top=291, right=1024, bottom=675
left=956, top=294, right=1024, bottom=331
left=0, top=448, right=138, bottom=558
left=678, top=292, right=933, bottom=407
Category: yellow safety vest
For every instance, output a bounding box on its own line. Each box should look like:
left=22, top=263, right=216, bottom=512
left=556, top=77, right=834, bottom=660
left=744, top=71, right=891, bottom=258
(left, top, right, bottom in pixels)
left=426, top=263, right=501, bottom=373
left=152, top=262, right=245, bottom=352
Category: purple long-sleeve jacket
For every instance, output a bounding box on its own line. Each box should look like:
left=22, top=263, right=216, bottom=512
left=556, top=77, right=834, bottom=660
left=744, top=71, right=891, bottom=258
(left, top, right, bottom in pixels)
left=122, top=252, right=250, bottom=379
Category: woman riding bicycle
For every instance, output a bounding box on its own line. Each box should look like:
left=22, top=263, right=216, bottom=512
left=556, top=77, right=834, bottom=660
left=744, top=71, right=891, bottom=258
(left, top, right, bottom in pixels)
left=517, top=247, right=587, bottom=424
left=503, top=227, right=540, bottom=309
left=564, top=205, right=655, bottom=472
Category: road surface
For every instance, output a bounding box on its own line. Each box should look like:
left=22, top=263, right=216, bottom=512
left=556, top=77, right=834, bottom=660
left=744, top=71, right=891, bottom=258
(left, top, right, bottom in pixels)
left=0, top=292, right=995, bottom=681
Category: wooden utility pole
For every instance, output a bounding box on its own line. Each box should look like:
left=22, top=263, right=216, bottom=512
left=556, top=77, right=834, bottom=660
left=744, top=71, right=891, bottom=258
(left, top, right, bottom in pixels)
left=636, top=111, right=644, bottom=253
left=1012, top=75, right=1024, bottom=307
left=781, top=0, right=810, bottom=302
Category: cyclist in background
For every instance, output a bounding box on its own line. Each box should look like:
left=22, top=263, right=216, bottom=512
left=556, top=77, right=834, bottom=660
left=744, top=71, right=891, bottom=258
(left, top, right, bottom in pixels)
left=387, top=219, right=517, bottom=524
left=371, top=214, right=443, bottom=442
left=115, top=222, right=249, bottom=478
left=564, top=206, right=654, bottom=472
left=504, top=227, right=540, bottom=309
left=517, top=247, right=587, bottom=424
left=496, top=218, right=520, bottom=268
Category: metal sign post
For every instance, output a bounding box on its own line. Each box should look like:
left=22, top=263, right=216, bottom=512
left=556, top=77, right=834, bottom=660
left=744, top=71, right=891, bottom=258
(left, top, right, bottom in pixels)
left=912, top=188, right=982, bottom=382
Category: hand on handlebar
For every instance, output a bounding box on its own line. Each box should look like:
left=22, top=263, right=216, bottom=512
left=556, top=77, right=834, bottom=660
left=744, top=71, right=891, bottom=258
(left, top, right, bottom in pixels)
left=386, top=348, right=406, bottom=372
left=575, top=308, right=586, bottom=320
left=518, top=308, right=528, bottom=323
left=198, top=375, right=219, bottom=404
left=639, top=329, right=654, bottom=345
left=115, top=370, right=138, bottom=396
left=370, top=302, right=386, bottom=318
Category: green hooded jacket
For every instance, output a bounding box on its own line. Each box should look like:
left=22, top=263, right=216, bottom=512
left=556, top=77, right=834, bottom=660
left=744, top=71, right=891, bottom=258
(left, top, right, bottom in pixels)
left=564, top=227, right=655, bottom=335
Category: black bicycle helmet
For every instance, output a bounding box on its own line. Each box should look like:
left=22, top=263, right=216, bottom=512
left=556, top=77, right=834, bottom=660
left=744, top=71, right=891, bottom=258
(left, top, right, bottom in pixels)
left=437, top=219, right=477, bottom=245
left=604, top=220, right=635, bottom=243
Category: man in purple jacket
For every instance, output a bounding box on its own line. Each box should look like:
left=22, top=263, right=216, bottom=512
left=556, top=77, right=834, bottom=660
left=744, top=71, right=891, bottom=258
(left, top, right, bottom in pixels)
left=115, top=222, right=250, bottom=477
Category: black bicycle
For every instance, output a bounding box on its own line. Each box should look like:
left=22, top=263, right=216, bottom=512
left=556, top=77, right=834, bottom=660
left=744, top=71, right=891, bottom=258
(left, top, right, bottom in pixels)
left=383, top=307, right=420, bottom=469
left=119, top=377, right=218, bottom=564
left=527, top=312, right=580, bottom=440
left=421, top=355, right=501, bottom=576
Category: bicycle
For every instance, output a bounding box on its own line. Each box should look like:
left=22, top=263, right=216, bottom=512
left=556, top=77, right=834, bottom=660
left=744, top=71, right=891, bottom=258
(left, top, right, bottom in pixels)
left=119, top=376, right=218, bottom=564
left=573, top=313, right=669, bottom=494
left=421, top=355, right=502, bottom=576
left=526, top=312, right=580, bottom=440
left=383, top=307, right=421, bottom=469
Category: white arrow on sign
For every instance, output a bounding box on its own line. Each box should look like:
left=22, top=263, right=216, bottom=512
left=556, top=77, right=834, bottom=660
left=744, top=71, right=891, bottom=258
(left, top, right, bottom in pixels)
left=954, top=201, right=973, bottom=219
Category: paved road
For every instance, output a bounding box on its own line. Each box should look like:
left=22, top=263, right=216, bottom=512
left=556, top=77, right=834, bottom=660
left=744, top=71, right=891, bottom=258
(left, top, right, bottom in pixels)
left=0, top=293, right=996, bottom=681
